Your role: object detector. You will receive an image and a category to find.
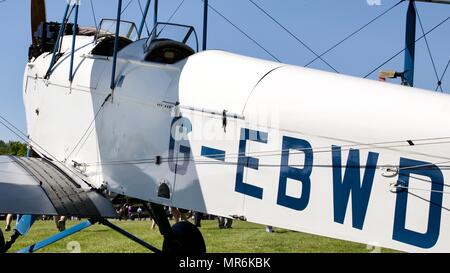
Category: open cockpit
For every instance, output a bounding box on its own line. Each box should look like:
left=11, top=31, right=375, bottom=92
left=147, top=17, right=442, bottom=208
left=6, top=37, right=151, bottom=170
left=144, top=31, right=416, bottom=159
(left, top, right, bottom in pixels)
left=91, top=19, right=137, bottom=57
left=90, top=20, right=198, bottom=64
left=143, top=22, right=198, bottom=64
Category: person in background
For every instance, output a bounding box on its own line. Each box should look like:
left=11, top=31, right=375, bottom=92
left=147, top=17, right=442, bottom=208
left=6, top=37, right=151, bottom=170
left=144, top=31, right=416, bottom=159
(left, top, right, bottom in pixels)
left=5, top=214, right=14, bottom=231
left=218, top=216, right=233, bottom=229
left=127, top=205, right=133, bottom=220
left=117, top=205, right=125, bottom=221
left=170, top=207, right=181, bottom=223
left=266, top=226, right=273, bottom=233
left=137, top=207, right=143, bottom=221
left=151, top=218, right=157, bottom=229
left=55, top=215, right=66, bottom=231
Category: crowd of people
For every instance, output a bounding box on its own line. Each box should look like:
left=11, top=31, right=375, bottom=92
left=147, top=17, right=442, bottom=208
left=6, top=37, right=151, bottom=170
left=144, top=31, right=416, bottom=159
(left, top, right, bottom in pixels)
left=115, top=204, right=217, bottom=228
left=3, top=214, right=68, bottom=232
left=3, top=205, right=275, bottom=233
left=114, top=204, right=274, bottom=233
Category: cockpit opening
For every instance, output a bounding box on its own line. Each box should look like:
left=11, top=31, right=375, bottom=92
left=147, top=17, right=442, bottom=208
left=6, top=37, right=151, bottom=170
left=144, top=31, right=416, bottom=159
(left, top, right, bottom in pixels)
left=91, top=19, right=137, bottom=57
left=144, top=39, right=195, bottom=64
left=143, top=22, right=198, bottom=64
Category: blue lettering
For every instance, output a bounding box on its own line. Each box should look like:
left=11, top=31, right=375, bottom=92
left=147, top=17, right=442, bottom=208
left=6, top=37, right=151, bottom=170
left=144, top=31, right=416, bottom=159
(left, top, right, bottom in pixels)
left=235, top=128, right=268, bottom=199
left=277, top=136, right=313, bottom=211
left=168, top=117, right=192, bottom=175
left=392, top=157, right=443, bottom=248
left=332, top=145, right=379, bottom=229
left=201, top=146, right=226, bottom=161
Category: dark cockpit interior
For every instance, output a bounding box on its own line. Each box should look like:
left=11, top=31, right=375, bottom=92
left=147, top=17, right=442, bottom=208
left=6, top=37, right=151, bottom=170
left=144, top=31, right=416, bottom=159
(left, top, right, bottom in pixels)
left=144, top=39, right=195, bottom=64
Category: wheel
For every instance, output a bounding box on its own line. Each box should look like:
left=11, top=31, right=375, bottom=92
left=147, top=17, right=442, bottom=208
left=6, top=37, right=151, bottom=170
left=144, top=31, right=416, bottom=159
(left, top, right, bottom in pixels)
left=162, top=221, right=206, bottom=254
left=0, top=229, right=5, bottom=253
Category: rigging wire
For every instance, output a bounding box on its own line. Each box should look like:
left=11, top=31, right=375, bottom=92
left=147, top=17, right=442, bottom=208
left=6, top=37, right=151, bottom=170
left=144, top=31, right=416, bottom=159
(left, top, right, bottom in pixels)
left=203, top=0, right=281, bottom=62
left=1, top=117, right=448, bottom=175
left=248, top=0, right=339, bottom=73
left=4, top=106, right=450, bottom=181
left=81, top=135, right=450, bottom=164
left=363, top=16, right=450, bottom=79
left=85, top=158, right=450, bottom=170
left=156, top=0, right=186, bottom=37
left=65, top=94, right=112, bottom=161
left=414, top=2, right=442, bottom=92
left=88, top=158, right=450, bottom=170
left=3, top=114, right=450, bottom=196
left=137, top=0, right=151, bottom=37
left=304, top=0, right=405, bottom=68
left=121, top=0, right=134, bottom=15
left=407, top=191, right=450, bottom=212
left=0, top=115, right=93, bottom=186
left=166, top=0, right=186, bottom=23
left=406, top=175, right=450, bottom=188
left=437, top=58, right=450, bottom=91
left=81, top=137, right=450, bottom=167
left=89, top=0, right=99, bottom=31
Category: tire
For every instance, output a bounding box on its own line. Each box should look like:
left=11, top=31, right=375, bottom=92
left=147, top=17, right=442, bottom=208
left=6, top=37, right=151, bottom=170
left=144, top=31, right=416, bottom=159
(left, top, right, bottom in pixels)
left=162, top=221, right=206, bottom=254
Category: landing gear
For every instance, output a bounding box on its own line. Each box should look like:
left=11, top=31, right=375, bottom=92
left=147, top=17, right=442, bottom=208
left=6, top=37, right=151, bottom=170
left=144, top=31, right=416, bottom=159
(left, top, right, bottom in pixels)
left=145, top=202, right=206, bottom=254
left=162, top=221, right=206, bottom=254
left=2, top=204, right=206, bottom=253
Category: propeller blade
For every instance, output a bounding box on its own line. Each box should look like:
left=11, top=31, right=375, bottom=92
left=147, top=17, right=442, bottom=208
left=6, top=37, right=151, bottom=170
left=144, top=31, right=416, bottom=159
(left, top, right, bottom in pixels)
left=31, top=0, right=46, bottom=45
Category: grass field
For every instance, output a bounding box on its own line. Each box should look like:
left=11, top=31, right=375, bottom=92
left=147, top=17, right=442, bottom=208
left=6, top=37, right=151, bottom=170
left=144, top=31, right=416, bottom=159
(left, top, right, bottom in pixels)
left=2, top=219, right=398, bottom=253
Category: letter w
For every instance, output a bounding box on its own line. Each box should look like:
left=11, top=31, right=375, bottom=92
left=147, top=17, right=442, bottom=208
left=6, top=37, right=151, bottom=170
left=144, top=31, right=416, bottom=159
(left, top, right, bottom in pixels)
left=332, top=145, right=379, bottom=230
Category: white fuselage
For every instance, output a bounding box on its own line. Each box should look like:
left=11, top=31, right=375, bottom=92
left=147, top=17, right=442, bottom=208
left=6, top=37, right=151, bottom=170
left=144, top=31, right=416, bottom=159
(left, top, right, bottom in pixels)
left=23, top=35, right=450, bottom=252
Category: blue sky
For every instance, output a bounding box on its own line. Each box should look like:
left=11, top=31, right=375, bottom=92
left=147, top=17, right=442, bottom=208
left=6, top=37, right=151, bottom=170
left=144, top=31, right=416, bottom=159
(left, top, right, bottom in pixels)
left=0, top=0, right=449, bottom=141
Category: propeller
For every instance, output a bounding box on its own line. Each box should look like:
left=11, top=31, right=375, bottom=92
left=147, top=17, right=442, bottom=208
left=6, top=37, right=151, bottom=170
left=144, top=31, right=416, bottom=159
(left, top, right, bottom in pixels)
left=31, top=0, right=46, bottom=45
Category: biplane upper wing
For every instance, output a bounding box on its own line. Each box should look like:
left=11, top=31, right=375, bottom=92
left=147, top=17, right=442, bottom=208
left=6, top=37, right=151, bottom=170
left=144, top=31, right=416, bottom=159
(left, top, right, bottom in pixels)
left=0, top=155, right=116, bottom=218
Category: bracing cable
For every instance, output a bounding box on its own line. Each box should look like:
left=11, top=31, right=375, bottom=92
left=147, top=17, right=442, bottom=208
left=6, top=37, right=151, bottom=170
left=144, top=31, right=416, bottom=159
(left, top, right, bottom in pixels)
left=203, top=0, right=281, bottom=62
left=305, top=0, right=405, bottom=68
left=137, top=0, right=151, bottom=37
left=364, top=16, right=449, bottom=79
left=414, top=2, right=442, bottom=92
left=0, top=115, right=94, bottom=186
left=248, top=0, right=339, bottom=73
left=65, top=94, right=112, bottom=161
left=82, top=136, right=450, bottom=168
left=436, top=58, right=450, bottom=91
left=121, top=0, right=134, bottom=15
left=89, top=0, right=99, bottom=31
left=156, top=0, right=186, bottom=37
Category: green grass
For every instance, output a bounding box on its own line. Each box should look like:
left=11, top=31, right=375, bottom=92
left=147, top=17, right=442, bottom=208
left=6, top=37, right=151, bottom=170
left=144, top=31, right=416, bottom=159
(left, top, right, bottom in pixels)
left=2, top=219, right=398, bottom=253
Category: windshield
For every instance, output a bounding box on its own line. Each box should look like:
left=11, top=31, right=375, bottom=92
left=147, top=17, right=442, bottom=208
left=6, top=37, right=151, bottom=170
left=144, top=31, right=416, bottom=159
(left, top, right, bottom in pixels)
left=145, top=22, right=198, bottom=52
left=96, top=19, right=138, bottom=41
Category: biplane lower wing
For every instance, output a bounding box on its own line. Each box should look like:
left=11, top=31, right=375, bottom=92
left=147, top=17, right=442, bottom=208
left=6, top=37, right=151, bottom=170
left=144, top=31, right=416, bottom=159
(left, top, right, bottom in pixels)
left=0, top=156, right=116, bottom=218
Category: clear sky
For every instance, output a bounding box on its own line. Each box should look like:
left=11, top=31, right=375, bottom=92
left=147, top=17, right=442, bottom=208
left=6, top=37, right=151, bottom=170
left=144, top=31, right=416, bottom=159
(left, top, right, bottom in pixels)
left=0, top=0, right=449, bottom=141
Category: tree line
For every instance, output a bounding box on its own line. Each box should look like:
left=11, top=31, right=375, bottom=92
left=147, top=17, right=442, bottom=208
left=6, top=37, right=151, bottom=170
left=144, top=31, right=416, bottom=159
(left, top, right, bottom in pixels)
left=0, top=140, right=27, bottom=156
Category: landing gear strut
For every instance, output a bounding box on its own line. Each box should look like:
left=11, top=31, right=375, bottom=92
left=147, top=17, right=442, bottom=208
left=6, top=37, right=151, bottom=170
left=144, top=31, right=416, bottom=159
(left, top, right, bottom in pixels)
left=1, top=204, right=206, bottom=254
left=145, top=202, right=206, bottom=254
